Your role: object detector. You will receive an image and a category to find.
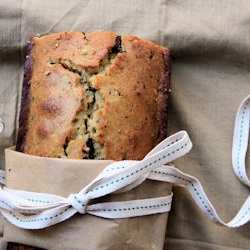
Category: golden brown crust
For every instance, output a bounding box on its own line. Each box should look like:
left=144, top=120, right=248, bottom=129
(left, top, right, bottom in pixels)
left=16, top=31, right=171, bottom=160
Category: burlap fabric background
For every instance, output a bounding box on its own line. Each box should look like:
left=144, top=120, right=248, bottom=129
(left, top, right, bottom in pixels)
left=1, top=0, right=250, bottom=249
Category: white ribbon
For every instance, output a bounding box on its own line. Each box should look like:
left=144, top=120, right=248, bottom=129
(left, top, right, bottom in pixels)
left=0, top=131, right=192, bottom=229
left=1, top=94, right=250, bottom=230
left=232, top=94, right=250, bottom=186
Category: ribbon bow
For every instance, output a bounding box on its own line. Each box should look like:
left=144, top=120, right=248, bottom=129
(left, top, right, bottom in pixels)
left=0, top=130, right=192, bottom=229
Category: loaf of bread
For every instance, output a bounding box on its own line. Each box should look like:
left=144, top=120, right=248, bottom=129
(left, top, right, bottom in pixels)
left=16, top=31, right=171, bottom=160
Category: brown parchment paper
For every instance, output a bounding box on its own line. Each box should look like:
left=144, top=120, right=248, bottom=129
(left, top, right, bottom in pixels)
left=3, top=147, right=172, bottom=250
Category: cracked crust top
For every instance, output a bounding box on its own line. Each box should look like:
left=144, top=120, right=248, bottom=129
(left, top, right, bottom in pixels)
left=16, top=31, right=171, bottom=161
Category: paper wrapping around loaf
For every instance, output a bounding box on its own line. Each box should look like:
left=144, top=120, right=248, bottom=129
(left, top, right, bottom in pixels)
left=16, top=31, right=171, bottom=161
left=4, top=148, right=172, bottom=250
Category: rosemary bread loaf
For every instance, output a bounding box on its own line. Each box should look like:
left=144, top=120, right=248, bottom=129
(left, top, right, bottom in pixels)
left=16, top=31, right=171, bottom=160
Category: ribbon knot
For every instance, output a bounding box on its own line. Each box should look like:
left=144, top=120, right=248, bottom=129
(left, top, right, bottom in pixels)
left=68, top=193, right=89, bottom=214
